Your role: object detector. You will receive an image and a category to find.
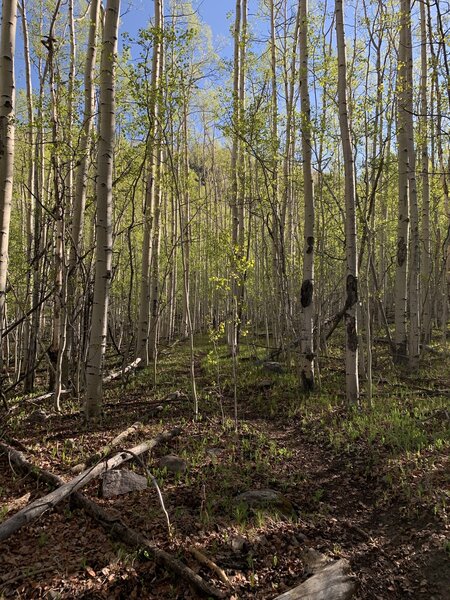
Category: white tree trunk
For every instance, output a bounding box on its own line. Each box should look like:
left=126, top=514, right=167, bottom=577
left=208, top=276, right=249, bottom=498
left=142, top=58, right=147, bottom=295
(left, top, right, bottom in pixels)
left=403, top=0, right=420, bottom=368
left=420, top=0, right=431, bottom=345
left=335, top=0, right=359, bottom=404
left=394, top=0, right=410, bottom=363
left=0, top=0, right=18, bottom=371
left=67, top=0, right=101, bottom=390
left=299, top=0, right=315, bottom=391
left=85, top=0, right=120, bottom=420
left=136, top=0, right=163, bottom=365
left=228, top=0, right=241, bottom=353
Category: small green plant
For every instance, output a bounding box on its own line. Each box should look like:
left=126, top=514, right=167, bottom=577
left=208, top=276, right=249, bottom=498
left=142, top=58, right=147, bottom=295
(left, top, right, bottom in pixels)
left=312, top=488, right=325, bottom=503
left=235, top=502, right=249, bottom=525
left=255, top=509, right=268, bottom=528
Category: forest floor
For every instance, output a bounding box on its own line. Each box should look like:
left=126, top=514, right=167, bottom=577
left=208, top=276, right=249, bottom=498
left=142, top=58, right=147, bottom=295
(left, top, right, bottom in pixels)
left=0, top=335, right=449, bottom=599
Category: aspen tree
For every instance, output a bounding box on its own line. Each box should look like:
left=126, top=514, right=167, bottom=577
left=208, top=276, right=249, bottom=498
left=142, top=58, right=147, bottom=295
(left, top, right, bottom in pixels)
left=147, top=7, right=165, bottom=364
left=335, top=0, right=359, bottom=404
left=237, top=0, right=247, bottom=340
left=42, top=0, right=67, bottom=406
left=68, top=0, right=101, bottom=391
left=298, top=0, right=314, bottom=391
left=282, top=0, right=300, bottom=306
left=394, top=0, right=410, bottom=363
left=402, top=0, right=420, bottom=368
left=434, top=0, right=450, bottom=339
left=229, top=0, right=241, bottom=354
left=19, top=0, right=35, bottom=384
left=0, top=0, right=18, bottom=372
left=269, top=0, right=288, bottom=344
left=420, top=0, right=432, bottom=344
left=136, top=0, right=163, bottom=365
left=24, top=5, right=47, bottom=393
left=85, top=0, right=120, bottom=420
left=180, top=101, right=190, bottom=342
left=61, top=0, right=75, bottom=388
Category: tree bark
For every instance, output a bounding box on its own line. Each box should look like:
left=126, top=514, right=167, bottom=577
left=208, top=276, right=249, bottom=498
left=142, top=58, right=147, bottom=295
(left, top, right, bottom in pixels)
left=0, top=0, right=18, bottom=372
left=335, top=0, right=359, bottom=404
left=419, top=0, right=431, bottom=345
left=274, top=558, right=356, bottom=600
left=136, top=0, right=163, bottom=366
left=394, top=0, right=410, bottom=363
left=85, top=0, right=120, bottom=420
left=299, top=0, right=315, bottom=392
left=402, top=0, right=420, bottom=368
left=67, top=0, right=101, bottom=392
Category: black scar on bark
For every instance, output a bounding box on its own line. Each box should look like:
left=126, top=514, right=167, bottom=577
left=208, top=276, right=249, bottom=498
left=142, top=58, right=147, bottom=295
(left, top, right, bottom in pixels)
left=301, top=369, right=314, bottom=392
left=306, top=236, right=314, bottom=254
left=345, top=274, right=358, bottom=308
left=397, top=237, right=407, bottom=266
left=0, top=116, right=5, bottom=157
left=301, top=280, right=313, bottom=308
left=346, top=316, right=358, bottom=352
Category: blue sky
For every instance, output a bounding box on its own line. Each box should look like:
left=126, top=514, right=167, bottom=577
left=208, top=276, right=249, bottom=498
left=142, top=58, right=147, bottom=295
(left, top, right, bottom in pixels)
left=120, top=0, right=238, bottom=57
left=12, top=1, right=237, bottom=87
left=13, top=1, right=264, bottom=91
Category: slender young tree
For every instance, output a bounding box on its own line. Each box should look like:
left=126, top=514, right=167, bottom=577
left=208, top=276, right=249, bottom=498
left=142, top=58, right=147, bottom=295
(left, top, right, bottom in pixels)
left=298, top=0, right=315, bottom=391
left=335, top=0, right=359, bottom=404
left=136, top=0, right=163, bottom=365
left=394, top=0, right=410, bottom=363
left=419, top=0, right=431, bottom=344
left=0, top=0, right=18, bottom=372
left=229, top=0, right=242, bottom=355
left=147, top=4, right=165, bottom=364
left=18, top=0, right=35, bottom=386
left=402, top=0, right=420, bottom=368
left=85, top=0, right=120, bottom=420
left=67, top=0, right=101, bottom=391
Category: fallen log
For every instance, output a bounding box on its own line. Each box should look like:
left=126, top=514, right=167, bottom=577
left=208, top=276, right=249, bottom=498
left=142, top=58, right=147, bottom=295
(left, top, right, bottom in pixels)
left=12, top=359, right=143, bottom=409
left=102, top=358, right=142, bottom=385
left=0, top=442, right=225, bottom=598
left=71, top=421, right=143, bottom=473
left=0, top=426, right=181, bottom=542
left=274, top=557, right=356, bottom=600
left=19, top=389, right=70, bottom=405
left=72, top=495, right=226, bottom=598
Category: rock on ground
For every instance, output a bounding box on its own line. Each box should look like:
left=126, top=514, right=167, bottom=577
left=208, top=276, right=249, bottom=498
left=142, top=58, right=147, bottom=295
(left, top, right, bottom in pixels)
left=101, top=469, right=147, bottom=498
left=234, top=489, right=296, bottom=517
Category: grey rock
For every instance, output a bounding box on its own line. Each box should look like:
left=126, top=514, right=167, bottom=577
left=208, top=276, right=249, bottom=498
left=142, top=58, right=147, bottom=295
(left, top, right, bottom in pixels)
left=301, top=548, right=332, bottom=575
left=101, top=468, right=147, bottom=498
left=234, top=489, right=295, bottom=517
left=158, top=454, right=187, bottom=474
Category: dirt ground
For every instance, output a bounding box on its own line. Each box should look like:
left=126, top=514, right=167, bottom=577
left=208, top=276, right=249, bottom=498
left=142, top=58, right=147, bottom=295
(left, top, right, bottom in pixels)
left=0, top=344, right=449, bottom=598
